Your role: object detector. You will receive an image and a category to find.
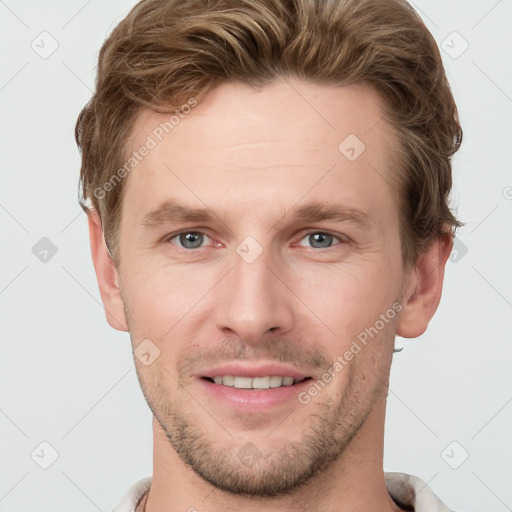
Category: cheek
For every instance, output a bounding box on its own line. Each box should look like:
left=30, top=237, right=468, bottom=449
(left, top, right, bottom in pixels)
left=292, top=261, right=400, bottom=343
left=122, top=262, right=216, bottom=336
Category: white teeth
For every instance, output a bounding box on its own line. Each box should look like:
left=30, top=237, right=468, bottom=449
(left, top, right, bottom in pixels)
left=210, top=375, right=297, bottom=389
left=282, top=376, right=294, bottom=386
left=252, top=377, right=271, bottom=389
left=269, top=376, right=284, bottom=388
left=233, top=376, right=252, bottom=389
left=221, top=375, right=235, bottom=386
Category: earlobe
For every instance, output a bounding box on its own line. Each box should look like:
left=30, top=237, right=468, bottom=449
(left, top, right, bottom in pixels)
left=396, top=234, right=453, bottom=339
left=87, top=210, right=129, bottom=332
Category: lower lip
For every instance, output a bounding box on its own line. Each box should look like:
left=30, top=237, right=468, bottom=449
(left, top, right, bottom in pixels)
left=198, top=378, right=313, bottom=413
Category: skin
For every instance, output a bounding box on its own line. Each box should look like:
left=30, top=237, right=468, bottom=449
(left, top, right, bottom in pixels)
left=88, top=79, right=452, bottom=512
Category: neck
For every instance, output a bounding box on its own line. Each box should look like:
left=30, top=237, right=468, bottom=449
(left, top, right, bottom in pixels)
left=141, top=397, right=404, bottom=512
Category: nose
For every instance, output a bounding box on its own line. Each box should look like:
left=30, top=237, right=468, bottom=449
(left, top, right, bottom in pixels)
left=214, top=244, right=295, bottom=345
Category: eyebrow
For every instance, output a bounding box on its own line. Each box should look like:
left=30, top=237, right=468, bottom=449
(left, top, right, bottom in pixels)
left=292, top=202, right=371, bottom=227
left=141, top=201, right=217, bottom=227
left=140, top=200, right=371, bottom=229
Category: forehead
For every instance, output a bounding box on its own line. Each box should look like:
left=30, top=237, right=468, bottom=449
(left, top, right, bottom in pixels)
left=121, top=79, right=399, bottom=229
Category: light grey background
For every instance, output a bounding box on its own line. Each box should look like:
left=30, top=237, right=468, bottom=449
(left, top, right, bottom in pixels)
left=1, top=1, right=511, bottom=511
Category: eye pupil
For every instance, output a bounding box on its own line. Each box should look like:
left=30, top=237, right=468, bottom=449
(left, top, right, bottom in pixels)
left=180, top=232, right=203, bottom=249
left=309, top=233, right=332, bottom=248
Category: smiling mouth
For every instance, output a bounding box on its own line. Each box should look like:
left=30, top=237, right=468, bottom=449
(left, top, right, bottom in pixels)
left=202, top=375, right=313, bottom=390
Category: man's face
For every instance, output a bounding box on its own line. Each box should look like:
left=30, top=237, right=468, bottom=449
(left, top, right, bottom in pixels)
left=116, top=79, right=411, bottom=495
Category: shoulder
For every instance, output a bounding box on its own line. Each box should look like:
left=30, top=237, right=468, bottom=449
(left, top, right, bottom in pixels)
left=110, top=476, right=152, bottom=512
left=385, top=472, right=459, bottom=512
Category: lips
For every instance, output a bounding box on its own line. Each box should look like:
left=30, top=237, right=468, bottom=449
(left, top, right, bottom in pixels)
left=198, top=363, right=313, bottom=390
left=195, top=364, right=315, bottom=413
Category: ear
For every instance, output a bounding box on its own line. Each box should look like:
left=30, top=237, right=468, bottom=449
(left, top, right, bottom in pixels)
left=396, top=234, right=453, bottom=338
left=87, top=209, right=128, bottom=331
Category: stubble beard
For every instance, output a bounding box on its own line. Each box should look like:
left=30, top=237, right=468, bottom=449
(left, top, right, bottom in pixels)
left=136, top=361, right=386, bottom=498
left=122, top=289, right=393, bottom=498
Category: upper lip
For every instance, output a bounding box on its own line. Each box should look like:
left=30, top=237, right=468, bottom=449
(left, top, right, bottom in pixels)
left=197, top=362, right=312, bottom=380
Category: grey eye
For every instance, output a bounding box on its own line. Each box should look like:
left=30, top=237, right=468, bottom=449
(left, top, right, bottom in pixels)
left=174, top=232, right=207, bottom=249
left=298, top=232, right=339, bottom=249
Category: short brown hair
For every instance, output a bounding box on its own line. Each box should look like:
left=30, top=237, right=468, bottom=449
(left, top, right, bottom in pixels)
left=76, top=0, right=462, bottom=266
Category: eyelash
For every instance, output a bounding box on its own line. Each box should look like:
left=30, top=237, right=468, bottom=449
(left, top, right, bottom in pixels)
left=164, top=230, right=347, bottom=251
